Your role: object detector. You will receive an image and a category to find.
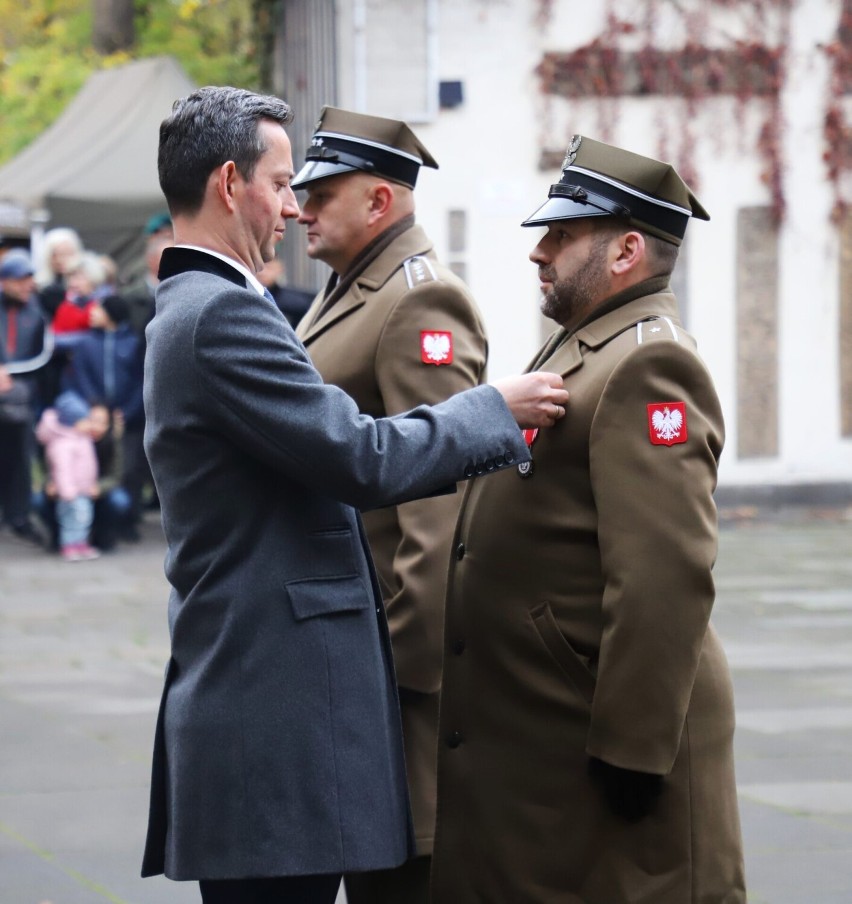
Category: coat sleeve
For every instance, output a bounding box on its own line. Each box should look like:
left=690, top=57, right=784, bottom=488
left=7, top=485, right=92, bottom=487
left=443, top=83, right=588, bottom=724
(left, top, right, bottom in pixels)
left=373, top=279, right=488, bottom=692
left=585, top=339, right=724, bottom=775
left=191, top=288, right=528, bottom=513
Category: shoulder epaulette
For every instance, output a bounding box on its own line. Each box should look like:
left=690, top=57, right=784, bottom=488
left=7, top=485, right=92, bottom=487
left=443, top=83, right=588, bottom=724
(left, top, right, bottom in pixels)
left=636, top=316, right=680, bottom=345
left=403, top=255, right=438, bottom=289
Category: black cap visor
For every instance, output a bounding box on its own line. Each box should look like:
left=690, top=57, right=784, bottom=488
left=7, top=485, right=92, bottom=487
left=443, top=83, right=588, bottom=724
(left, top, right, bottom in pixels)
left=291, top=159, right=359, bottom=188
left=521, top=183, right=629, bottom=227
left=292, top=135, right=421, bottom=189
left=522, top=171, right=691, bottom=242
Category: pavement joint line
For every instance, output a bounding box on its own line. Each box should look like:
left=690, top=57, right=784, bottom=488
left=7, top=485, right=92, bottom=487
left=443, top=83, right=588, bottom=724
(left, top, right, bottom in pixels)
left=0, top=820, right=132, bottom=903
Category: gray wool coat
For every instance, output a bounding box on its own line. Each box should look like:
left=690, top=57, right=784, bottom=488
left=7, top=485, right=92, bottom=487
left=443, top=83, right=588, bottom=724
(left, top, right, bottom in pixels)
left=140, top=247, right=528, bottom=881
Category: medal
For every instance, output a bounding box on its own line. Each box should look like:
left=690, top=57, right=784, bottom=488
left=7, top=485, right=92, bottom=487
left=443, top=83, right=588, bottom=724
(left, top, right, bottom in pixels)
left=518, top=428, right=539, bottom=479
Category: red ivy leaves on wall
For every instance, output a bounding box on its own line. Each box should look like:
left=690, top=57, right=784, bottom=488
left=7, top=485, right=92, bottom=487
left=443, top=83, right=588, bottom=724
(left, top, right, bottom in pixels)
left=822, top=0, right=852, bottom=223
left=534, top=0, right=792, bottom=222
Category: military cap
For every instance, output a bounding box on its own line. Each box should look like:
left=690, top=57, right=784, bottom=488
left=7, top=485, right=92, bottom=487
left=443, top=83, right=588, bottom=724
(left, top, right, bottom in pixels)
left=522, top=135, right=709, bottom=245
left=291, top=106, right=438, bottom=190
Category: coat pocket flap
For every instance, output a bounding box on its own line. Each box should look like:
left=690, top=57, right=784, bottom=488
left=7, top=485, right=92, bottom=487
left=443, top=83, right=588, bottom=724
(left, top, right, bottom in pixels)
left=286, top=575, right=370, bottom=621
left=531, top=602, right=596, bottom=706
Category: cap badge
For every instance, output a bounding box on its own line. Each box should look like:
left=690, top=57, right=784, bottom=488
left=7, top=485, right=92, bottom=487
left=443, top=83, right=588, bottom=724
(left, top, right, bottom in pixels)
left=421, top=331, right=453, bottom=365
left=561, top=135, right=582, bottom=172
left=647, top=402, right=688, bottom=446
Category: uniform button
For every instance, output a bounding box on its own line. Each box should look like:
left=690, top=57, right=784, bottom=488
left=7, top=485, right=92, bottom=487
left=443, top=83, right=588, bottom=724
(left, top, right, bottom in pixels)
left=452, top=639, right=466, bottom=655
left=446, top=730, right=463, bottom=749
left=455, top=542, right=466, bottom=560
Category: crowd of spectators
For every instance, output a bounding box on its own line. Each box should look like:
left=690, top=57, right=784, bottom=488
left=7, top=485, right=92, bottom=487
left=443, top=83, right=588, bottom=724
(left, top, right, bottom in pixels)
left=0, top=218, right=169, bottom=561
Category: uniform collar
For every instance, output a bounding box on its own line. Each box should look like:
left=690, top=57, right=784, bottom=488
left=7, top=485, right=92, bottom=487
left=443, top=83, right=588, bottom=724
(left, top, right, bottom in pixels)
left=352, top=220, right=431, bottom=291
left=575, top=276, right=675, bottom=348
left=158, top=246, right=263, bottom=296
left=298, top=220, right=432, bottom=343
left=528, top=276, right=679, bottom=372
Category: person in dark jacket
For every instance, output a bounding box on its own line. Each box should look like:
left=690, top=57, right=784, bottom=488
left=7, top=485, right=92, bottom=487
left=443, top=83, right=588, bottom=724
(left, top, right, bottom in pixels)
left=0, top=248, right=52, bottom=543
left=140, top=85, right=567, bottom=904
left=63, top=294, right=146, bottom=534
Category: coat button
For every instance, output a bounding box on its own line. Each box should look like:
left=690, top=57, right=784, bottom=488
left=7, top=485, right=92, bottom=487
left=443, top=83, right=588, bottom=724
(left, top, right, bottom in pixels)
left=463, top=463, right=475, bottom=478
left=455, top=542, right=466, bottom=560
left=446, top=730, right=463, bottom=749
left=452, top=639, right=466, bottom=655
left=505, top=450, right=514, bottom=463
left=485, top=458, right=495, bottom=471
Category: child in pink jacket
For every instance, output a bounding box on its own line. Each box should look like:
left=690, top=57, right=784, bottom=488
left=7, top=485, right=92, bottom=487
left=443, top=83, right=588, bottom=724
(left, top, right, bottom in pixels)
left=35, top=390, right=100, bottom=562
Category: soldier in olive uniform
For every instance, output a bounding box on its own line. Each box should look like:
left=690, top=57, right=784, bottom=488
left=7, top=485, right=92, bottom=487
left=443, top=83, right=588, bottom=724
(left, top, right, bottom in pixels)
left=292, top=107, right=488, bottom=904
left=430, top=137, right=747, bottom=903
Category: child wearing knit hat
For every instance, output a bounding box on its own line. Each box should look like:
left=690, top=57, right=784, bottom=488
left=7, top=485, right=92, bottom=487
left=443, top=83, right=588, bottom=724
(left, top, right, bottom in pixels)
left=35, top=390, right=101, bottom=562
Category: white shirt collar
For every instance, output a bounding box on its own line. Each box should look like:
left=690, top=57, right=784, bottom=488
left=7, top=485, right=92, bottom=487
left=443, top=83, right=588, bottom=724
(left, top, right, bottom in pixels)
left=177, top=245, right=265, bottom=297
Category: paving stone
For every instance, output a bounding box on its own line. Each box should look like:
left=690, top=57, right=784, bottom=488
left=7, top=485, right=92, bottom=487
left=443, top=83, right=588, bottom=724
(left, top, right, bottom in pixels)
left=3, top=513, right=851, bottom=901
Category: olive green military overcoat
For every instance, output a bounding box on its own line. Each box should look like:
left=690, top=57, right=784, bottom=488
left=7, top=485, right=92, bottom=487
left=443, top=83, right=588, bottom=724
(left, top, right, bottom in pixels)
left=296, top=223, right=487, bottom=854
left=431, top=282, right=746, bottom=903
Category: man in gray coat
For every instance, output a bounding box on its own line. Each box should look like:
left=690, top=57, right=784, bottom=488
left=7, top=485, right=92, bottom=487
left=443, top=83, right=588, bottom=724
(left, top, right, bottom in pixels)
left=140, top=86, right=568, bottom=904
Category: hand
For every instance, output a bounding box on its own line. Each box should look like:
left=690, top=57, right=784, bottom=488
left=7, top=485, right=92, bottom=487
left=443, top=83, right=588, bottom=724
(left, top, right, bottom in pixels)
left=588, top=756, right=663, bottom=822
left=491, top=372, right=569, bottom=429
left=88, top=304, right=107, bottom=329
left=0, top=366, right=11, bottom=393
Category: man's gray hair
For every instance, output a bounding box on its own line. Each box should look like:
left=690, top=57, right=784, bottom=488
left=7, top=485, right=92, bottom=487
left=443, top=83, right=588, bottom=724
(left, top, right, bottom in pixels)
left=158, top=86, right=294, bottom=216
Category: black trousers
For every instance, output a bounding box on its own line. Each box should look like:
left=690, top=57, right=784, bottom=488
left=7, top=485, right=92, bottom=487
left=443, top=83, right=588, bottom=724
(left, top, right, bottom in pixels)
left=344, top=854, right=431, bottom=904
left=0, top=419, right=33, bottom=527
left=198, top=874, right=341, bottom=904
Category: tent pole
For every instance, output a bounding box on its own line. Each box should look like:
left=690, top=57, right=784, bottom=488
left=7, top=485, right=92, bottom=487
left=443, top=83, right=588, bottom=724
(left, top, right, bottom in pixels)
left=29, top=206, right=50, bottom=264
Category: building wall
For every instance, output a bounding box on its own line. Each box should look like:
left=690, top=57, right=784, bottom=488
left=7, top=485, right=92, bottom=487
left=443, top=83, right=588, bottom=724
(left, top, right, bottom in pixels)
left=324, top=0, right=852, bottom=489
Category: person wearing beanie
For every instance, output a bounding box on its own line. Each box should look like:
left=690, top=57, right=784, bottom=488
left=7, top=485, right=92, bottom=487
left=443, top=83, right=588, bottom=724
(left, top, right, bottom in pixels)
left=1, top=246, right=51, bottom=544
left=35, top=390, right=100, bottom=562
left=66, top=293, right=146, bottom=536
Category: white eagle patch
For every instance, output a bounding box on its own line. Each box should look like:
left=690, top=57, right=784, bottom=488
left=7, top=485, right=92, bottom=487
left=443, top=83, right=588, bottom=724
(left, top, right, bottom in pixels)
left=647, top=401, right=688, bottom=446
left=652, top=406, right=683, bottom=441
left=421, top=331, right=453, bottom=365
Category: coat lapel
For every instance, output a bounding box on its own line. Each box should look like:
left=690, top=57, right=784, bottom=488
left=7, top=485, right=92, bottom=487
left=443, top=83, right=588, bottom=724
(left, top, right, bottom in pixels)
left=299, top=284, right=368, bottom=344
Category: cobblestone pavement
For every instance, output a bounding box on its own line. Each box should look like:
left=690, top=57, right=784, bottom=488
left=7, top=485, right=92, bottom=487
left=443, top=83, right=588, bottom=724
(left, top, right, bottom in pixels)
left=1, top=508, right=851, bottom=903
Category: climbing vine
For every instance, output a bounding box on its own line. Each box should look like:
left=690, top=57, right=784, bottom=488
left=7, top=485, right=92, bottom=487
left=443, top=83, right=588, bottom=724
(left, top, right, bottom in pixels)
left=533, top=0, right=794, bottom=222
left=822, top=0, right=852, bottom=223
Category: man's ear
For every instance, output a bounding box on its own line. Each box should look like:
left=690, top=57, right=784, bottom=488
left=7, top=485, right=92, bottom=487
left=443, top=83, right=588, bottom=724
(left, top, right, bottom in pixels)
left=215, top=161, right=239, bottom=212
left=611, top=230, right=645, bottom=276
left=366, top=182, right=394, bottom=226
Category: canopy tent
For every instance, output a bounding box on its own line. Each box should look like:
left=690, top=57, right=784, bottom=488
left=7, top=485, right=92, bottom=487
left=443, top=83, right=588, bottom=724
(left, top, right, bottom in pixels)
left=0, top=56, right=195, bottom=274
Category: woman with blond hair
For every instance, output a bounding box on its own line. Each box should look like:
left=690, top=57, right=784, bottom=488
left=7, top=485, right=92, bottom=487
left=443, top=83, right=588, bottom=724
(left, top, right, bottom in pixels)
left=36, top=227, right=84, bottom=317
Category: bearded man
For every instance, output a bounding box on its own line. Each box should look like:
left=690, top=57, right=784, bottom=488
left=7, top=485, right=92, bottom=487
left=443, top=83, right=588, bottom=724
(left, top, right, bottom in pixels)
left=430, top=136, right=746, bottom=904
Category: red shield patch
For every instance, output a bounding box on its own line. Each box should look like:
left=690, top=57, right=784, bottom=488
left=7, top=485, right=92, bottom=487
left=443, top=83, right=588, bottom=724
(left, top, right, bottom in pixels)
left=421, top=331, right=453, bottom=365
left=647, top=401, right=688, bottom=446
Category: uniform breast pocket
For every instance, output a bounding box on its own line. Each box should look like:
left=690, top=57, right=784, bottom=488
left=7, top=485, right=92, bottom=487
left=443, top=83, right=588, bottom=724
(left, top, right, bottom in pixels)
left=285, top=575, right=370, bottom=621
